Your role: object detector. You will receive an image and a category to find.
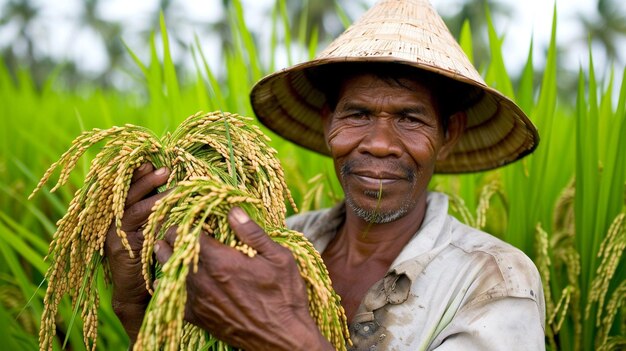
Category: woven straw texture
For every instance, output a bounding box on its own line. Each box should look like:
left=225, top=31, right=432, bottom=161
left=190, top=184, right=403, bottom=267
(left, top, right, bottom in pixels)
left=250, top=0, right=539, bottom=173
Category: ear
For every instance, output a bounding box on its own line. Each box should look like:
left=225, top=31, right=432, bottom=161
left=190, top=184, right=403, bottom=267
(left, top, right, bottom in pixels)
left=437, top=111, right=466, bottom=161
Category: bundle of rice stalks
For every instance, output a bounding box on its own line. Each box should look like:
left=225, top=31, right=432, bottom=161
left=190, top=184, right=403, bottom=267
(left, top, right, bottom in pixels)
left=137, top=178, right=348, bottom=350
left=30, top=111, right=349, bottom=351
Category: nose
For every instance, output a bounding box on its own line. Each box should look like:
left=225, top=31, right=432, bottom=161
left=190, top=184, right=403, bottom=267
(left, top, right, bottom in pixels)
left=356, top=118, right=402, bottom=157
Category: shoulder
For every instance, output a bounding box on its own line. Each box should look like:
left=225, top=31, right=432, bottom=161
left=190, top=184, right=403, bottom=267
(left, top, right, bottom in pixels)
left=286, top=207, right=332, bottom=233
left=285, top=202, right=346, bottom=252
left=445, top=217, right=545, bottom=318
left=449, top=217, right=542, bottom=298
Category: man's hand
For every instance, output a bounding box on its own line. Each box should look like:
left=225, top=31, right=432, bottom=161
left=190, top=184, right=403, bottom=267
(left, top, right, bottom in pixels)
left=154, top=207, right=334, bottom=351
left=104, top=163, right=170, bottom=343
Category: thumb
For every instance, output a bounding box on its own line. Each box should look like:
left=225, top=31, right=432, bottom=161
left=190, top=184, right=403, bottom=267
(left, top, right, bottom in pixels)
left=228, top=207, right=280, bottom=258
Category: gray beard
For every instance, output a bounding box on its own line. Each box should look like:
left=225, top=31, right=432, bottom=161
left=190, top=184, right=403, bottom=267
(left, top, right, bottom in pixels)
left=344, top=188, right=415, bottom=224
left=340, top=159, right=419, bottom=224
left=346, top=195, right=411, bottom=223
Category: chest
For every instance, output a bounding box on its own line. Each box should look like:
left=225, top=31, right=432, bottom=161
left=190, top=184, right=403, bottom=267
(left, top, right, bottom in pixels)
left=323, top=255, right=390, bottom=322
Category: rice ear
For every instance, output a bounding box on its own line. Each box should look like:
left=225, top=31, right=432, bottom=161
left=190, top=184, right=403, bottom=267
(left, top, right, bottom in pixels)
left=35, top=111, right=348, bottom=351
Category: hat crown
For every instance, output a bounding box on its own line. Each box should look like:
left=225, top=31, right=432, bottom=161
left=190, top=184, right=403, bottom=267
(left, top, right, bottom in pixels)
left=318, top=0, right=486, bottom=85
left=249, top=0, right=539, bottom=173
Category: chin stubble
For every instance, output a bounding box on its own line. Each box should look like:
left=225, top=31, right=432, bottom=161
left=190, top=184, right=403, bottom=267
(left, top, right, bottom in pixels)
left=341, top=161, right=418, bottom=224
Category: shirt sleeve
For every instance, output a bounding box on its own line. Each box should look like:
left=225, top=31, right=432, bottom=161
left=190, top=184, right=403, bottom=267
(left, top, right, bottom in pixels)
left=430, top=296, right=545, bottom=351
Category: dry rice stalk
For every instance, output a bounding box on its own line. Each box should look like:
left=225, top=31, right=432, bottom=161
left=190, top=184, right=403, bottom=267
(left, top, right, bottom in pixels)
left=136, top=178, right=349, bottom=351
left=30, top=111, right=348, bottom=351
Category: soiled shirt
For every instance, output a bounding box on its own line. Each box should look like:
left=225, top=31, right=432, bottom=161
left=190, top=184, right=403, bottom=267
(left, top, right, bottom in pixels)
left=286, top=192, right=546, bottom=351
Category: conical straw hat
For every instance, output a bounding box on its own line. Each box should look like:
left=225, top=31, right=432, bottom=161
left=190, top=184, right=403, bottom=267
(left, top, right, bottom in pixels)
left=250, top=0, right=539, bottom=173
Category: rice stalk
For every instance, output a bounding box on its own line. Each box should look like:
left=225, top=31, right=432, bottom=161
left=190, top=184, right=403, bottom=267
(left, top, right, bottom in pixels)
left=445, top=192, right=476, bottom=228
left=137, top=178, right=349, bottom=350
left=549, top=179, right=582, bottom=350
left=0, top=283, right=37, bottom=335
left=586, top=211, right=626, bottom=348
left=300, top=174, right=326, bottom=213
left=597, top=280, right=626, bottom=349
left=475, top=180, right=500, bottom=230
left=585, top=212, right=626, bottom=323
left=30, top=111, right=348, bottom=351
left=442, top=179, right=500, bottom=231
left=550, top=285, right=573, bottom=332
left=535, top=223, right=553, bottom=320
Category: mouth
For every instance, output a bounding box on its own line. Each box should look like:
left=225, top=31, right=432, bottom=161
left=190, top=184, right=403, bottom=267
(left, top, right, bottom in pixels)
left=340, top=159, right=417, bottom=189
left=353, top=173, right=403, bottom=186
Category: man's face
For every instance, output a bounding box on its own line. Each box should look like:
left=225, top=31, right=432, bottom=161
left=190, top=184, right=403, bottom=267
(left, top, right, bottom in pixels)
left=322, top=73, right=457, bottom=224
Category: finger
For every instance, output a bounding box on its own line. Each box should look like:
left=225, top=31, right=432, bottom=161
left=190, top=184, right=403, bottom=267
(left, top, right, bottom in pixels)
left=105, top=224, right=143, bottom=255
left=131, top=162, right=154, bottom=183
left=228, top=207, right=281, bottom=258
left=163, top=226, right=178, bottom=247
left=121, top=191, right=171, bottom=231
left=196, top=233, right=249, bottom=277
left=125, top=167, right=170, bottom=208
left=154, top=240, right=173, bottom=264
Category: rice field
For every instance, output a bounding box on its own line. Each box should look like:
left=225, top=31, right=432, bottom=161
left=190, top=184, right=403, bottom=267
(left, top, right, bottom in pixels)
left=0, top=1, right=624, bottom=350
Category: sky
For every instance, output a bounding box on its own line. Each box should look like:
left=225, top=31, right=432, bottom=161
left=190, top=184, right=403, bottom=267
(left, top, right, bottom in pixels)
left=0, top=0, right=623, bottom=82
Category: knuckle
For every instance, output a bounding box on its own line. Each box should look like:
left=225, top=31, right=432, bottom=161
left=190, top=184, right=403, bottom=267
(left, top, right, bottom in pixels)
left=275, top=250, right=296, bottom=266
left=122, top=202, right=151, bottom=229
left=163, top=227, right=178, bottom=244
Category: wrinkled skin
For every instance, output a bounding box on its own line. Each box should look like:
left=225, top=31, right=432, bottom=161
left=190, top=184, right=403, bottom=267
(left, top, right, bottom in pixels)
left=104, top=163, right=170, bottom=342
left=105, top=72, right=465, bottom=350
left=104, top=164, right=331, bottom=350
left=318, top=73, right=465, bottom=322
left=154, top=208, right=331, bottom=350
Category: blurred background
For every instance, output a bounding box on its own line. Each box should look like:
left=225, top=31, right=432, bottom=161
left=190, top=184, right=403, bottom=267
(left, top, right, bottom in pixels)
left=1, top=0, right=624, bottom=95
left=1, top=1, right=626, bottom=350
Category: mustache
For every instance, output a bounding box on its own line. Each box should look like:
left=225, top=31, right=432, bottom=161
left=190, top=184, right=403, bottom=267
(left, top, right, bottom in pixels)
left=340, top=159, right=416, bottom=183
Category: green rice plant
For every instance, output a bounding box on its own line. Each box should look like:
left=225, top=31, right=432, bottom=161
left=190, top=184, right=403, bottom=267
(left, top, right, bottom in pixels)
left=29, top=111, right=349, bottom=350
left=2, top=1, right=626, bottom=350
left=433, top=6, right=626, bottom=350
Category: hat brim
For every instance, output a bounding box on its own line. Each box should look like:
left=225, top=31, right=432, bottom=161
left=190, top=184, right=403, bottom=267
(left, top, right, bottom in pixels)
left=250, top=56, right=539, bottom=173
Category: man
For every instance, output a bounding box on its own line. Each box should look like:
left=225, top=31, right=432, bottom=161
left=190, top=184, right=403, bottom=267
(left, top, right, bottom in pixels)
left=105, top=0, right=545, bottom=349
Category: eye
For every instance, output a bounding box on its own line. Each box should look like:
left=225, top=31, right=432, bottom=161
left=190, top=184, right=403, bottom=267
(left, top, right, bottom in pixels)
left=348, top=112, right=369, bottom=120
left=397, top=115, right=423, bottom=126
left=338, top=110, right=370, bottom=124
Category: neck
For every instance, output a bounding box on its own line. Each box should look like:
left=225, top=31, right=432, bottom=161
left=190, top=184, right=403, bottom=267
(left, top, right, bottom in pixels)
left=326, top=194, right=428, bottom=266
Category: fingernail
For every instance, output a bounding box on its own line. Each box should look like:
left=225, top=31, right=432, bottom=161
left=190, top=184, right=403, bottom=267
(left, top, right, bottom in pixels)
left=154, top=167, right=167, bottom=176
left=138, top=163, right=147, bottom=171
left=154, top=243, right=160, bottom=254
left=231, top=207, right=250, bottom=224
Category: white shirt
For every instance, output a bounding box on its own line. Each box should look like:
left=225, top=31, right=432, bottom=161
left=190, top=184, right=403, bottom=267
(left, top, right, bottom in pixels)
left=286, top=192, right=546, bottom=350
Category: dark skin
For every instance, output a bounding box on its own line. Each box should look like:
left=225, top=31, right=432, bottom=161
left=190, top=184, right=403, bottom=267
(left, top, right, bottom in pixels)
left=319, top=74, right=465, bottom=321
left=104, top=72, right=465, bottom=349
left=104, top=163, right=170, bottom=342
